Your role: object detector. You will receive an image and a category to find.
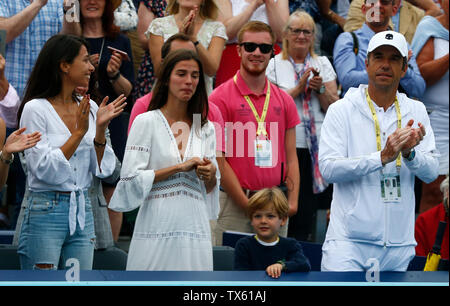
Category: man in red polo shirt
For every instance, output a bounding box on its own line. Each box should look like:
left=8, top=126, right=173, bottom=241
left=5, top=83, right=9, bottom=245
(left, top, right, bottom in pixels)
left=209, top=21, right=300, bottom=246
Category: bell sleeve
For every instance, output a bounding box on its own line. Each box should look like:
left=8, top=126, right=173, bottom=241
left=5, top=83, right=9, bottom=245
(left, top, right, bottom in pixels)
left=200, top=121, right=220, bottom=220
left=108, top=113, right=155, bottom=212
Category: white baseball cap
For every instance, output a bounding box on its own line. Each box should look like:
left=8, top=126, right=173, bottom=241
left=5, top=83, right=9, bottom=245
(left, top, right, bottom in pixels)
left=367, top=31, right=408, bottom=58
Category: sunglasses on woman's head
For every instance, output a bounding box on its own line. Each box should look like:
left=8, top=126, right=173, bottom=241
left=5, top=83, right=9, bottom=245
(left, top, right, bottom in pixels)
left=239, top=42, right=273, bottom=54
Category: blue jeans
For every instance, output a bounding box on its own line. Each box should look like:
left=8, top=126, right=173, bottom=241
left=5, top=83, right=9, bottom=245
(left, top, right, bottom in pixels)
left=18, top=191, right=95, bottom=270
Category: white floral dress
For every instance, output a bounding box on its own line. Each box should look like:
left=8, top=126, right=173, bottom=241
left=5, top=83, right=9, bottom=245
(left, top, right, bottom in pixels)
left=109, top=110, right=220, bottom=271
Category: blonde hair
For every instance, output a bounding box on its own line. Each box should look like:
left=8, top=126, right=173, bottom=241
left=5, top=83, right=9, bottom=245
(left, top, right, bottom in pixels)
left=167, top=0, right=218, bottom=20
left=281, top=10, right=317, bottom=60
left=247, top=187, right=289, bottom=220
left=237, top=21, right=276, bottom=45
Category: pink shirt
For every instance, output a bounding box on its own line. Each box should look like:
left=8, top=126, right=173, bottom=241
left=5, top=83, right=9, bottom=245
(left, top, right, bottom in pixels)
left=0, top=84, right=20, bottom=128
left=209, top=70, right=300, bottom=190
left=128, top=92, right=225, bottom=153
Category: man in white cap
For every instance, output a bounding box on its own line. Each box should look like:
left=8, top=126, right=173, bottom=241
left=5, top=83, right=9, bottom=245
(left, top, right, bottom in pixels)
left=319, top=31, right=439, bottom=271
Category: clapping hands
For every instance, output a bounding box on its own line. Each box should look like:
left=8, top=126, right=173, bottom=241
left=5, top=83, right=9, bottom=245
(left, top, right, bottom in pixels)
left=96, top=94, right=127, bottom=131
left=3, top=127, right=41, bottom=154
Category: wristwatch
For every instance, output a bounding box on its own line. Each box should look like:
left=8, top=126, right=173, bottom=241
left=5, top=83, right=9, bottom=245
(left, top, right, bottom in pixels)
left=0, top=150, right=14, bottom=165
left=405, top=149, right=416, bottom=161
left=315, top=84, right=326, bottom=94
left=108, top=72, right=121, bottom=83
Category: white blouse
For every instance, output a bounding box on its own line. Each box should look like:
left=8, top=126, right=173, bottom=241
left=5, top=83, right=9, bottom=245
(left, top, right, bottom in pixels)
left=19, top=98, right=116, bottom=235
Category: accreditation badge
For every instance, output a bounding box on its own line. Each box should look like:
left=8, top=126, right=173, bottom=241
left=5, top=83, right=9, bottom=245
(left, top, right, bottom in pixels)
left=254, top=139, right=272, bottom=167
left=380, top=173, right=401, bottom=203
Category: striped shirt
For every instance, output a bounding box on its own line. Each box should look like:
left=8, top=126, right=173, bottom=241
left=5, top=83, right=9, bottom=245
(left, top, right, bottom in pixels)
left=0, top=0, right=64, bottom=98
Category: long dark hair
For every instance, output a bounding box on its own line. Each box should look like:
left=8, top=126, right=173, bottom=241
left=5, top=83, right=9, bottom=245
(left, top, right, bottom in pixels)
left=148, top=49, right=209, bottom=127
left=17, top=34, right=89, bottom=124
left=80, top=0, right=120, bottom=39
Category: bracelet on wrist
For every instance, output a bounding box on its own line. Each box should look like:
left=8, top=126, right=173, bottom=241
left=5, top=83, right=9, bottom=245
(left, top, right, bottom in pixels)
left=276, top=260, right=286, bottom=271
left=0, top=150, right=14, bottom=165
left=108, top=72, right=120, bottom=83
left=93, top=139, right=106, bottom=147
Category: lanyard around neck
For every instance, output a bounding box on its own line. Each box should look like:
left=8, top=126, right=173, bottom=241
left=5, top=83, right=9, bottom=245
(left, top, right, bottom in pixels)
left=234, top=74, right=271, bottom=137
left=365, top=89, right=402, bottom=170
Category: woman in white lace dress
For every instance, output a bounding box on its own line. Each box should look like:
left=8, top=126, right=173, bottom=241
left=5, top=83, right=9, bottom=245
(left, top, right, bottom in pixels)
left=147, top=0, right=227, bottom=94
left=109, top=49, right=219, bottom=271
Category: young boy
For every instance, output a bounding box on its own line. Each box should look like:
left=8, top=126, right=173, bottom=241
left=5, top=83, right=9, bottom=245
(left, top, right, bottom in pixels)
left=233, top=187, right=311, bottom=278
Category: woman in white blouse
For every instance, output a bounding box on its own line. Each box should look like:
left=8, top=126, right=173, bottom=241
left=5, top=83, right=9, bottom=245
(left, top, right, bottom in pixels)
left=266, top=10, right=339, bottom=242
left=147, top=0, right=227, bottom=94
left=16, top=34, right=126, bottom=270
left=109, top=49, right=219, bottom=271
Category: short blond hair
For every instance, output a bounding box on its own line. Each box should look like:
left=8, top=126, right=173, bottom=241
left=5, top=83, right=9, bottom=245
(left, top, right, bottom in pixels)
left=247, top=187, right=289, bottom=220
left=281, top=10, right=317, bottom=60
left=237, top=21, right=276, bottom=45
left=166, top=0, right=218, bottom=20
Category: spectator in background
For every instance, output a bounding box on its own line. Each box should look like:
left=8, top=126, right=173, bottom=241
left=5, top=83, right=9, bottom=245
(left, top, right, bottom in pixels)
left=407, top=0, right=442, bottom=16
left=316, top=0, right=350, bottom=30
left=133, top=0, right=167, bottom=99
left=0, top=54, right=19, bottom=131
left=109, top=50, right=219, bottom=271
left=233, top=187, right=311, bottom=277
left=210, top=21, right=300, bottom=246
left=148, top=0, right=227, bottom=95
left=344, top=0, right=425, bottom=44
left=415, top=175, right=449, bottom=261
left=315, top=0, right=350, bottom=58
left=80, top=0, right=135, bottom=241
left=0, top=53, right=21, bottom=229
left=0, top=119, right=41, bottom=190
left=333, top=0, right=425, bottom=99
left=214, top=0, right=289, bottom=88
left=288, top=0, right=322, bottom=55
left=266, top=10, right=339, bottom=242
left=412, top=0, right=449, bottom=213
left=0, top=0, right=81, bottom=98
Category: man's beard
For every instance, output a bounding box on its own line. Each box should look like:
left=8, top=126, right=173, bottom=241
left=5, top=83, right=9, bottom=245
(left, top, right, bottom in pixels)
left=241, top=60, right=268, bottom=77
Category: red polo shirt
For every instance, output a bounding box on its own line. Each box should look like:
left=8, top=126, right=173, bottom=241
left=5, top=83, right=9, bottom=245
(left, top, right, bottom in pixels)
left=210, top=70, right=300, bottom=191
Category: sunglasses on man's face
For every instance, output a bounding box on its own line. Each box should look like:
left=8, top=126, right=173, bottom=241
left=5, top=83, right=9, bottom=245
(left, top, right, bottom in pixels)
left=239, top=42, right=273, bottom=54
left=365, top=0, right=393, bottom=5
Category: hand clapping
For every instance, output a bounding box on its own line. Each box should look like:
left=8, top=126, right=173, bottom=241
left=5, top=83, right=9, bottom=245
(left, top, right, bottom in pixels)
left=96, top=94, right=127, bottom=131
left=3, top=128, right=41, bottom=154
